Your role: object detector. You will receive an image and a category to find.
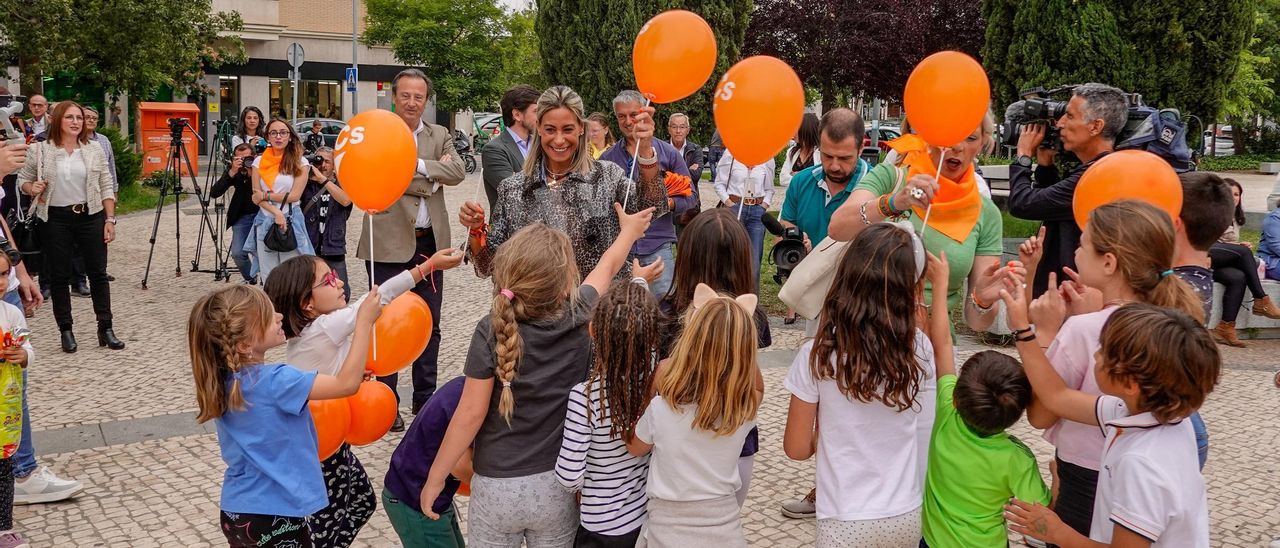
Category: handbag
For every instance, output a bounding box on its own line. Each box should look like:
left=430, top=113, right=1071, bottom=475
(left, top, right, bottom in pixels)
left=778, top=165, right=905, bottom=320
left=263, top=200, right=298, bottom=253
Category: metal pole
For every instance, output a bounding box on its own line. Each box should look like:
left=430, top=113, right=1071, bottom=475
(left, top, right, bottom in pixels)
left=291, top=71, right=299, bottom=122
left=352, top=0, right=359, bottom=117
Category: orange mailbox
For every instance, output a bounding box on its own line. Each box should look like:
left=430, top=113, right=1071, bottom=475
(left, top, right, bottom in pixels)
left=139, top=102, right=200, bottom=176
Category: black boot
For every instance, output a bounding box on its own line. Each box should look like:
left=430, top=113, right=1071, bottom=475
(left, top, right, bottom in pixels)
left=98, top=325, right=124, bottom=350
left=60, top=330, right=77, bottom=353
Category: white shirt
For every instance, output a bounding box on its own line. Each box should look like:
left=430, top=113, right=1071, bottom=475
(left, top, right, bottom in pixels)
left=252, top=155, right=305, bottom=196
left=1091, top=396, right=1208, bottom=547
left=411, top=121, right=443, bottom=229
left=0, top=301, right=34, bottom=366
left=29, top=116, right=47, bottom=136
left=778, top=145, right=824, bottom=187
left=286, top=270, right=416, bottom=375
left=784, top=333, right=936, bottom=521
left=713, top=149, right=775, bottom=207
left=634, top=395, right=755, bottom=502
left=49, top=148, right=88, bottom=207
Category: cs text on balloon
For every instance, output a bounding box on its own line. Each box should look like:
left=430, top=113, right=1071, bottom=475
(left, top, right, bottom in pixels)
left=712, top=55, right=804, bottom=168
left=335, top=109, right=417, bottom=213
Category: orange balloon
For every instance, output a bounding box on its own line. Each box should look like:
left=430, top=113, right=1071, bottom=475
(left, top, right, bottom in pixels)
left=633, top=10, right=717, bottom=104
left=309, top=399, right=351, bottom=460
left=346, top=381, right=399, bottom=446
left=367, top=292, right=433, bottom=377
left=903, top=51, right=991, bottom=147
left=713, top=56, right=804, bottom=167
left=335, top=109, right=416, bottom=213
left=1072, top=150, right=1183, bottom=229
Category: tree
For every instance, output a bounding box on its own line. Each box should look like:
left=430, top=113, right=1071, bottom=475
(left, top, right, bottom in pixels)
left=498, top=7, right=548, bottom=95
left=747, top=0, right=985, bottom=111
left=537, top=0, right=752, bottom=142
left=0, top=0, right=76, bottom=94
left=363, top=0, right=510, bottom=113
left=982, top=0, right=1256, bottom=122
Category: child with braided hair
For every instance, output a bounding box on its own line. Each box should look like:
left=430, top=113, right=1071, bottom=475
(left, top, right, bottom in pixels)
left=555, top=279, right=663, bottom=546
left=421, top=204, right=660, bottom=547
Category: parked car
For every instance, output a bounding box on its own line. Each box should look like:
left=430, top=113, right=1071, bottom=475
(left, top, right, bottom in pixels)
left=1202, top=126, right=1235, bottom=157
left=863, top=126, right=901, bottom=152
left=293, top=118, right=347, bottom=149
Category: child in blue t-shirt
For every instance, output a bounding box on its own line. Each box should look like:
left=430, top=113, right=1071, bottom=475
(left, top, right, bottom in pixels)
left=187, top=284, right=381, bottom=547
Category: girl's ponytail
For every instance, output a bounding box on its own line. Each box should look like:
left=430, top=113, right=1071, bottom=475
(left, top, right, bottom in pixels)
left=1088, top=201, right=1207, bottom=324
left=492, top=290, right=523, bottom=426
left=189, top=286, right=273, bottom=423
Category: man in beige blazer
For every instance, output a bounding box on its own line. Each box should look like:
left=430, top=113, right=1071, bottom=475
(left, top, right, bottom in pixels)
left=357, top=68, right=465, bottom=430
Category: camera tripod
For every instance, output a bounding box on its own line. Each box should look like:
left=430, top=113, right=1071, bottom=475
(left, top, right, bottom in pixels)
left=189, top=118, right=237, bottom=281
left=140, top=118, right=221, bottom=289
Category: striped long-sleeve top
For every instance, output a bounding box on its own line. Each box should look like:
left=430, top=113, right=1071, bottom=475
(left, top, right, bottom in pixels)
left=555, top=379, right=650, bottom=536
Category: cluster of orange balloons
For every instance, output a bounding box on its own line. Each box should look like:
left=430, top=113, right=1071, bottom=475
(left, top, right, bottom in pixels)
left=309, top=293, right=434, bottom=459
left=311, top=382, right=399, bottom=460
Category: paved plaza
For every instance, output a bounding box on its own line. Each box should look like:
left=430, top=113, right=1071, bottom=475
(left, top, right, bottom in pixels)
left=9, top=174, right=1280, bottom=546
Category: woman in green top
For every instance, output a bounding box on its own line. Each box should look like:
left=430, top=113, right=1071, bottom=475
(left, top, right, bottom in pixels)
left=829, top=113, right=1016, bottom=332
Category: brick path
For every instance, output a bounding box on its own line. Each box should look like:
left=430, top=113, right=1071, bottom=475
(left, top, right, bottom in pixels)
left=12, top=174, right=1279, bottom=546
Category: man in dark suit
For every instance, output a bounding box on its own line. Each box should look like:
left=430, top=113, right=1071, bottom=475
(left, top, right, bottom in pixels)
left=480, top=85, right=541, bottom=209
left=356, top=68, right=465, bottom=430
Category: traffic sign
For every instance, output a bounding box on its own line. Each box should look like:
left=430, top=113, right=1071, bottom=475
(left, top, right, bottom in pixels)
left=345, top=67, right=358, bottom=92
left=287, top=42, right=305, bottom=69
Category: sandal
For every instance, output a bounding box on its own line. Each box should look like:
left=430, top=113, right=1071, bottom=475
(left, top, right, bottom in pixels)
left=784, top=313, right=798, bottom=325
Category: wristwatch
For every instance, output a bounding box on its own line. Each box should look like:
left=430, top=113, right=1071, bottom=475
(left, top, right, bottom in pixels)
left=106, top=217, right=117, bottom=225
left=1015, top=155, right=1033, bottom=168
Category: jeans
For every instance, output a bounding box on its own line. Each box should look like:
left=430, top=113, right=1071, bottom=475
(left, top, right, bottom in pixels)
left=735, top=203, right=766, bottom=291
left=2, top=289, right=34, bottom=477
left=228, top=213, right=257, bottom=282
left=367, top=229, right=442, bottom=412
left=39, top=208, right=112, bottom=330
left=382, top=489, right=464, bottom=548
left=1190, top=411, right=1208, bottom=470
left=632, top=242, right=675, bottom=298
left=247, top=207, right=315, bottom=281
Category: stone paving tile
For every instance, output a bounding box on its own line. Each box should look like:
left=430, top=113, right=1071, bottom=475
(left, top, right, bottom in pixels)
left=15, top=174, right=1280, bottom=545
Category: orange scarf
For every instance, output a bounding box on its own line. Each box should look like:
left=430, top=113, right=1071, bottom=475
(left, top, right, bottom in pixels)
left=258, top=148, right=283, bottom=191
left=886, top=134, right=982, bottom=243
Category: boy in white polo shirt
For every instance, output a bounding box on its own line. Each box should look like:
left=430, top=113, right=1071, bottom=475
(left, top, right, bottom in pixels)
left=998, top=293, right=1218, bottom=547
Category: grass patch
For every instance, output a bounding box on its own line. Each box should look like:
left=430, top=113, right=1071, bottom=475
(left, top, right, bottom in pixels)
left=1241, top=228, right=1262, bottom=249
left=1002, top=210, right=1042, bottom=239
left=115, top=184, right=179, bottom=216
left=1198, top=153, right=1280, bottom=172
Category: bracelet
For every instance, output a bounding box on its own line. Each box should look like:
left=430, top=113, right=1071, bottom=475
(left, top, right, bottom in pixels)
left=636, top=149, right=659, bottom=166
left=858, top=200, right=872, bottom=226
left=415, top=259, right=431, bottom=279
left=971, top=290, right=994, bottom=312
left=630, top=276, right=650, bottom=289
left=1012, top=325, right=1037, bottom=342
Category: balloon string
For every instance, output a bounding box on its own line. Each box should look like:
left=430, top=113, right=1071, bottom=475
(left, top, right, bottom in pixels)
left=920, top=148, right=946, bottom=239
left=368, top=213, right=378, bottom=361
left=623, top=96, right=653, bottom=211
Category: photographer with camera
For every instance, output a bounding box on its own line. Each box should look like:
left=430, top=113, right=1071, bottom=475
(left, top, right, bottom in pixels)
left=210, top=143, right=259, bottom=284
left=300, top=146, right=353, bottom=300
left=1008, top=83, right=1126, bottom=298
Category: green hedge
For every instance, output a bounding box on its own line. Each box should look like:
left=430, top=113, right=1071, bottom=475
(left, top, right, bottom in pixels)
left=99, top=126, right=142, bottom=187
left=1198, top=153, right=1280, bottom=172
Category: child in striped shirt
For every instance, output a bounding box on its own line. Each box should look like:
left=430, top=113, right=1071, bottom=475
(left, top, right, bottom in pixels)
left=556, top=279, right=663, bottom=547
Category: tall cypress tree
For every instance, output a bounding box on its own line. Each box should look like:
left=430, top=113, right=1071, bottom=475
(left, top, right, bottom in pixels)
left=536, top=0, right=751, bottom=143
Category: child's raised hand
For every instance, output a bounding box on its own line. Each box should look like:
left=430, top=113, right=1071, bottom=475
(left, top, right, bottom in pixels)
left=925, top=250, right=949, bottom=296
left=357, top=285, right=384, bottom=324
left=998, top=278, right=1030, bottom=330
left=1005, top=498, right=1074, bottom=545
left=427, top=248, right=463, bottom=271
left=1018, top=226, right=1046, bottom=270
left=1029, top=272, right=1067, bottom=337
left=632, top=257, right=664, bottom=284
left=1060, top=267, right=1104, bottom=316
left=615, top=204, right=655, bottom=240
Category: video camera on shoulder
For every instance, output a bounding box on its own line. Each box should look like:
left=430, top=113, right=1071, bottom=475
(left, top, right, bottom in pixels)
left=771, top=227, right=808, bottom=284
left=1002, top=85, right=1194, bottom=172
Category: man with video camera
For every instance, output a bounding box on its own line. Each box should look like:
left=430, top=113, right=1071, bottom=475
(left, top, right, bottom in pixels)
left=1009, top=83, right=1127, bottom=297
left=209, top=143, right=258, bottom=284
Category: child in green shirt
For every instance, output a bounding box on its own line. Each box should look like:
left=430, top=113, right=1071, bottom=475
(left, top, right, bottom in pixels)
left=922, top=253, right=1050, bottom=548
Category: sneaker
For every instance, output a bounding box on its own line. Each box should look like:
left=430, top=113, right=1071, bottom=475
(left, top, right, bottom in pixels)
left=13, top=465, right=84, bottom=505
left=0, top=531, right=30, bottom=548
left=781, top=488, right=816, bottom=519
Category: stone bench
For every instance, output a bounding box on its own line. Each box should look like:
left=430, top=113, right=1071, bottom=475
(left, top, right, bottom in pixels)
left=1209, top=279, right=1280, bottom=339
left=1260, top=162, right=1280, bottom=175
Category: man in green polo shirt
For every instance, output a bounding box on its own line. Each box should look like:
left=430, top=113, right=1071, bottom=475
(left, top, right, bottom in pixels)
left=778, top=108, right=871, bottom=520
left=779, top=108, right=870, bottom=248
